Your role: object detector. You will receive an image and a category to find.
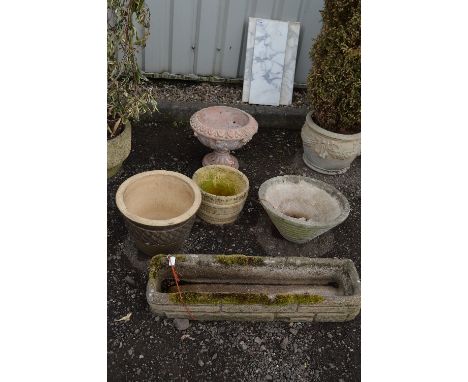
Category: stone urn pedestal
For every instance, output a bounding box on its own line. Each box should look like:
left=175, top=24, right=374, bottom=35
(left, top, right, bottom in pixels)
left=190, top=106, right=258, bottom=169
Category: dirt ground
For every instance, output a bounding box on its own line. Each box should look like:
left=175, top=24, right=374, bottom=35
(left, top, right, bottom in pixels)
left=107, top=118, right=361, bottom=381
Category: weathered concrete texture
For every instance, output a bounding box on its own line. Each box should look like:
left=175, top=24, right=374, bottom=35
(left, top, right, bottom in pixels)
left=147, top=255, right=360, bottom=322
left=259, top=175, right=350, bottom=244
left=107, top=120, right=360, bottom=381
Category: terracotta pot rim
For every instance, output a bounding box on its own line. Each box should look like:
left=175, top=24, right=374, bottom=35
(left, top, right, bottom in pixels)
left=192, top=165, right=249, bottom=200
left=190, top=106, right=258, bottom=142
left=258, top=175, right=350, bottom=228
left=116, top=170, right=202, bottom=227
left=306, top=112, right=361, bottom=140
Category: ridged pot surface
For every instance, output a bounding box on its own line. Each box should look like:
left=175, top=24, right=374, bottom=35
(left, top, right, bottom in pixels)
left=107, top=123, right=131, bottom=178
left=116, top=170, right=201, bottom=255
left=258, top=175, right=350, bottom=244
left=301, top=112, right=360, bottom=175
left=193, top=165, right=249, bottom=225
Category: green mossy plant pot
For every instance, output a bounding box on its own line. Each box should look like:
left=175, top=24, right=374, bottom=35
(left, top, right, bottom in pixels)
left=192, top=165, right=249, bottom=225
left=107, top=122, right=131, bottom=178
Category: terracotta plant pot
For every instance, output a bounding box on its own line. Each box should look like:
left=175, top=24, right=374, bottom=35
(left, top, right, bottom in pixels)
left=258, top=175, right=349, bottom=244
left=192, top=165, right=249, bottom=225
left=116, top=170, right=202, bottom=256
left=301, top=112, right=361, bottom=175
left=107, top=122, right=132, bottom=178
left=147, top=254, right=361, bottom=322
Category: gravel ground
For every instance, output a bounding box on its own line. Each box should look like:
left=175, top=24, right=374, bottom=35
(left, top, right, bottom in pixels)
left=107, top=119, right=360, bottom=381
left=147, top=79, right=309, bottom=109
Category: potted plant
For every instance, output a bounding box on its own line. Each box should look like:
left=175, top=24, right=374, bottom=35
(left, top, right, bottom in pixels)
left=107, top=0, right=157, bottom=178
left=301, top=0, right=361, bottom=175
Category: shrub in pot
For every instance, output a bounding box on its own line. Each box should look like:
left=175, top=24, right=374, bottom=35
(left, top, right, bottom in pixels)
left=301, top=0, right=361, bottom=175
left=107, top=0, right=157, bottom=178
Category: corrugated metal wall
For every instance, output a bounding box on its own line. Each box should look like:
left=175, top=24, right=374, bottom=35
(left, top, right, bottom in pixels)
left=142, top=0, right=324, bottom=84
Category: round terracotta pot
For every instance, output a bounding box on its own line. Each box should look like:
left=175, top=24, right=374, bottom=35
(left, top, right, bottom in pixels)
left=107, top=122, right=132, bottom=178
left=116, top=170, right=202, bottom=256
left=258, top=175, right=349, bottom=244
left=301, top=112, right=360, bottom=175
left=192, top=165, right=249, bottom=225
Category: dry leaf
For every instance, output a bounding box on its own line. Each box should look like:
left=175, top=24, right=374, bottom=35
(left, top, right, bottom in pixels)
left=115, top=312, right=132, bottom=322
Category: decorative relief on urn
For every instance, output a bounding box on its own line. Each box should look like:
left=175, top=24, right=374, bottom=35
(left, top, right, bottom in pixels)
left=190, top=106, right=258, bottom=169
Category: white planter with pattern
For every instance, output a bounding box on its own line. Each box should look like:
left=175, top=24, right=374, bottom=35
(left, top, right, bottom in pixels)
left=301, top=112, right=360, bottom=175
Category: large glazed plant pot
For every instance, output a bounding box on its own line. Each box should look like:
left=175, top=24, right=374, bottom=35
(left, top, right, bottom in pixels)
left=116, top=170, right=201, bottom=256
left=147, top=254, right=361, bottom=322
left=258, top=175, right=349, bottom=244
left=107, top=122, right=132, bottom=178
left=192, top=165, right=249, bottom=225
left=301, top=112, right=360, bottom=175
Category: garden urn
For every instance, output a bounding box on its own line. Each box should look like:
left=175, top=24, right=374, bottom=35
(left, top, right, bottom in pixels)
left=190, top=106, right=258, bottom=169
left=258, top=175, right=350, bottom=244
left=192, top=165, right=249, bottom=225
left=116, top=170, right=201, bottom=256
left=301, top=112, right=361, bottom=175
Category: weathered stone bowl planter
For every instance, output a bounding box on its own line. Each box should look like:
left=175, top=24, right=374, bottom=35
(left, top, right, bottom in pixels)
left=192, top=165, right=249, bottom=225
left=258, top=175, right=350, bottom=243
left=190, top=106, right=258, bottom=169
left=116, top=170, right=201, bottom=256
left=147, top=254, right=360, bottom=322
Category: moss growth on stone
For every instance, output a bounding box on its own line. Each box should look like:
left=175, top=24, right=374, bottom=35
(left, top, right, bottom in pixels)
left=169, top=292, right=324, bottom=305
left=195, top=168, right=244, bottom=197
left=215, top=255, right=265, bottom=266
left=149, top=254, right=187, bottom=280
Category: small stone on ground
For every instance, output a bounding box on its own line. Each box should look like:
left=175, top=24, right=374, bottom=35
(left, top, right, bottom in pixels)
left=173, top=318, right=190, bottom=331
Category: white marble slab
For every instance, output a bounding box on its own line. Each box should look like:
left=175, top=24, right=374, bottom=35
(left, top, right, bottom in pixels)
left=279, top=22, right=300, bottom=105
left=241, top=17, right=257, bottom=103
left=242, top=18, right=301, bottom=106
left=248, top=18, right=288, bottom=106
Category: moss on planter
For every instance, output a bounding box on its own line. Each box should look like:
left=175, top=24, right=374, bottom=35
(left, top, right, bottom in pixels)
left=195, top=168, right=245, bottom=196
left=169, top=292, right=324, bottom=305
left=149, top=254, right=187, bottom=280
left=215, top=255, right=265, bottom=266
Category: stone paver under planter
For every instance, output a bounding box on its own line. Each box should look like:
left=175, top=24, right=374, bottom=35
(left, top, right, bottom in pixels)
left=147, top=254, right=360, bottom=322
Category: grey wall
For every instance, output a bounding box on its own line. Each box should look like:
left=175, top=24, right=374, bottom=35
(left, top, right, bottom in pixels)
left=142, top=0, right=323, bottom=84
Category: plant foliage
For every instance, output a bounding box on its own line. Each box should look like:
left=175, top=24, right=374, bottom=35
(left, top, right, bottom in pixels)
left=307, top=0, right=361, bottom=134
left=107, top=0, right=157, bottom=138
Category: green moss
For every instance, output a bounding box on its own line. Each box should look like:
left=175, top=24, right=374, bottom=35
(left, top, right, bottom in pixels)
left=215, top=255, right=265, bottom=266
left=169, top=292, right=324, bottom=305
left=195, top=168, right=244, bottom=197
left=148, top=254, right=187, bottom=279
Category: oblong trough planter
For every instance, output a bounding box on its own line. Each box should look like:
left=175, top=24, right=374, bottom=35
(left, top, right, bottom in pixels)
left=301, top=112, right=361, bottom=175
left=258, top=175, right=350, bottom=244
left=107, top=122, right=131, bottom=178
left=146, top=254, right=360, bottom=322
left=192, top=165, right=249, bottom=225
left=116, top=170, right=201, bottom=256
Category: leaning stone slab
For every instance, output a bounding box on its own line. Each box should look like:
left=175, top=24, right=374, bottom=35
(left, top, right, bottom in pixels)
left=146, top=254, right=360, bottom=322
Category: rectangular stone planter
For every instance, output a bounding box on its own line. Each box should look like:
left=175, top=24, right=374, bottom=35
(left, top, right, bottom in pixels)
left=146, top=254, right=360, bottom=322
